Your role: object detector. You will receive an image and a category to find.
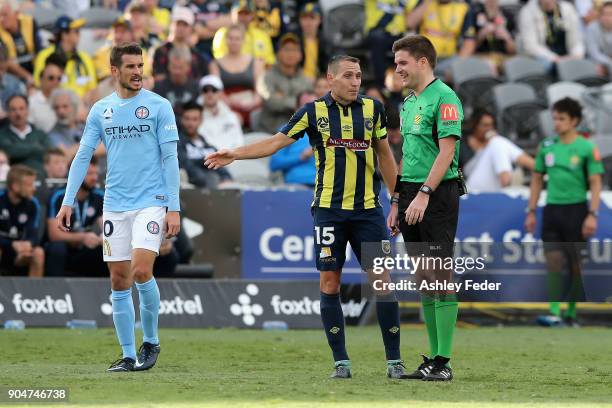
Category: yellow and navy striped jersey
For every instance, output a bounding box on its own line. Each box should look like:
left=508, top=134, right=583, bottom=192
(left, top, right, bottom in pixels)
left=280, top=93, right=387, bottom=210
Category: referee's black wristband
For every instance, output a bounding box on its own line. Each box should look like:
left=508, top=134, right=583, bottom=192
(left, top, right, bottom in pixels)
left=393, top=175, right=402, bottom=193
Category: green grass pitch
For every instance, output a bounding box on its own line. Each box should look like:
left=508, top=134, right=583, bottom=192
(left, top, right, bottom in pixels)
left=1, top=326, right=611, bottom=407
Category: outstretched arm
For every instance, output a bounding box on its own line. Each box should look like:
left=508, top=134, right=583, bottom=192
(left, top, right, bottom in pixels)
left=205, top=132, right=295, bottom=169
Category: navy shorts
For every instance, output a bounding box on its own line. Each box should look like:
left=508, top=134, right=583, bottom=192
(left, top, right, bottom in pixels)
left=312, top=207, right=389, bottom=271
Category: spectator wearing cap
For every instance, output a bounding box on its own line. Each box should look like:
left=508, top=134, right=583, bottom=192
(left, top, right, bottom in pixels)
left=0, top=1, right=42, bottom=85
left=252, top=0, right=282, bottom=41
left=28, top=59, right=64, bottom=133
left=212, top=0, right=276, bottom=66
left=197, top=75, right=245, bottom=150
left=256, top=33, right=312, bottom=133
left=152, top=6, right=217, bottom=83
left=0, top=44, right=26, bottom=119
left=365, top=0, right=412, bottom=86
left=586, top=1, right=612, bottom=77
left=93, top=17, right=153, bottom=82
left=215, top=23, right=264, bottom=126
left=518, top=0, right=584, bottom=73
left=298, top=2, right=328, bottom=81
left=189, top=0, right=232, bottom=59
left=126, top=3, right=162, bottom=53
left=269, top=90, right=317, bottom=187
left=0, top=94, right=50, bottom=179
left=153, top=46, right=200, bottom=114
left=178, top=100, right=233, bottom=188
left=32, top=16, right=97, bottom=98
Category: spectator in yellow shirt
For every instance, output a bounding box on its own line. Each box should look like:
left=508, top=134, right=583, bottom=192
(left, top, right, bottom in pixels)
left=212, top=0, right=276, bottom=66
left=406, top=0, right=477, bottom=78
left=139, top=0, right=171, bottom=40
left=298, top=2, right=328, bottom=81
left=0, top=2, right=41, bottom=85
left=253, top=0, right=282, bottom=41
left=32, top=16, right=97, bottom=98
left=365, top=0, right=413, bottom=86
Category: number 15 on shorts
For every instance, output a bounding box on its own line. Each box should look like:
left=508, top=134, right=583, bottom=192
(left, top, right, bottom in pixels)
left=315, top=226, right=335, bottom=245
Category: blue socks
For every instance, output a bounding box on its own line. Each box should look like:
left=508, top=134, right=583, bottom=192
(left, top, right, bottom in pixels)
left=376, top=293, right=401, bottom=361
left=135, top=277, right=160, bottom=345
left=320, top=292, right=349, bottom=362
left=111, top=288, right=136, bottom=360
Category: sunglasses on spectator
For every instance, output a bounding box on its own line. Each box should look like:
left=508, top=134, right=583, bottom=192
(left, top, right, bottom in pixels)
left=45, top=75, right=62, bottom=81
left=202, top=86, right=219, bottom=93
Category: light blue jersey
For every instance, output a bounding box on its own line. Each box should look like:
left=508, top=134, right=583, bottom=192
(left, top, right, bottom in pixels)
left=62, top=89, right=180, bottom=212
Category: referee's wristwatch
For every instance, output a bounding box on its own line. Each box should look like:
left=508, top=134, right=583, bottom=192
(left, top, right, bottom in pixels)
left=419, top=185, right=434, bottom=195
left=589, top=210, right=599, bottom=218
left=525, top=207, right=536, bottom=214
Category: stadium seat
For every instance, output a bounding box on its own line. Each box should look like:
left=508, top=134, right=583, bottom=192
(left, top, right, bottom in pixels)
left=451, top=57, right=502, bottom=114
left=538, top=109, right=555, bottom=139
left=321, top=1, right=366, bottom=58
left=557, top=59, right=609, bottom=87
left=581, top=83, right=612, bottom=135
left=226, top=159, right=271, bottom=185
left=503, top=56, right=551, bottom=102
left=79, top=7, right=122, bottom=29
left=23, top=6, right=63, bottom=31
left=492, top=83, right=546, bottom=148
left=546, top=81, right=587, bottom=106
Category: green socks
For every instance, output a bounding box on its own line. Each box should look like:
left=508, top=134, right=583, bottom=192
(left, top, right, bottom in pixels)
left=421, top=295, right=438, bottom=358
left=422, top=293, right=459, bottom=359
left=435, top=294, right=459, bottom=359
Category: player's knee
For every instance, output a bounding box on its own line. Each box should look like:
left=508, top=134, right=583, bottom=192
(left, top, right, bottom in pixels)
left=132, top=261, right=153, bottom=283
left=320, top=272, right=341, bottom=294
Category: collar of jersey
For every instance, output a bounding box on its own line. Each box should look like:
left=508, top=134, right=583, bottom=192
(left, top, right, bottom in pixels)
left=323, top=92, right=363, bottom=107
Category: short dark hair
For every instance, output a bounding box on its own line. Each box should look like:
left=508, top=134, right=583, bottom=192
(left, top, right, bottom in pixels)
left=181, top=100, right=203, bottom=114
left=44, top=53, right=67, bottom=71
left=392, top=34, right=437, bottom=69
left=552, top=97, right=582, bottom=122
left=7, top=164, right=36, bottom=187
left=7, top=93, right=28, bottom=108
left=602, top=1, right=612, bottom=11
left=327, top=55, right=360, bottom=74
left=44, top=147, right=65, bottom=164
left=110, top=42, right=142, bottom=68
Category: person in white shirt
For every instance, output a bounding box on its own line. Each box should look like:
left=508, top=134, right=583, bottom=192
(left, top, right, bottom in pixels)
left=28, top=61, right=63, bottom=133
left=197, top=75, right=245, bottom=151
left=464, top=110, right=535, bottom=192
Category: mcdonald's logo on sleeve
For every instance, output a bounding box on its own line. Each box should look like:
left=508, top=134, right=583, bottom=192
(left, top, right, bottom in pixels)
left=440, top=104, right=459, bottom=121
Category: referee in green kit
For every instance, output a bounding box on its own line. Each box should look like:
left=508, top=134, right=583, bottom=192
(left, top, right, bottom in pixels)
left=388, top=35, right=465, bottom=382
left=525, top=97, right=604, bottom=327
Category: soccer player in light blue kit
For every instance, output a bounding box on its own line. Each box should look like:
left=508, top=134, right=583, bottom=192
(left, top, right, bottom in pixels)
left=56, top=43, right=181, bottom=372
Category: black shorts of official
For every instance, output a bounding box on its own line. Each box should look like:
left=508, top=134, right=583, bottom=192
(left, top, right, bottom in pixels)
left=312, top=207, right=389, bottom=271
left=0, top=243, right=28, bottom=276
left=398, top=180, right=460, bottom=259
left=541, top=202, right=588, bottom=261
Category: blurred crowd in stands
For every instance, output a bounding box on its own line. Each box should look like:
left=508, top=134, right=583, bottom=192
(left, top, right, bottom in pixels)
left=0, top=0, right=610, bottom=277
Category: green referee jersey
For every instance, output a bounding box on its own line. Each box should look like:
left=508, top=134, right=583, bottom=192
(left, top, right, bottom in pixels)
left=400, top=79, right=463, bottom=183
left=534, top=135, right=605, bottom=205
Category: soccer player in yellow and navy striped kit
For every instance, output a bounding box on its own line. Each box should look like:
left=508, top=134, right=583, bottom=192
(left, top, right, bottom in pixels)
left=205, top=55, right=408, bottom=379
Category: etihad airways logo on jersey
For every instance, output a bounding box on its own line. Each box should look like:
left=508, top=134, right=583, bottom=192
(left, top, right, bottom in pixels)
left=104, top=124, right=151, bottom=139
left=327, top=138, right=370, bottom=151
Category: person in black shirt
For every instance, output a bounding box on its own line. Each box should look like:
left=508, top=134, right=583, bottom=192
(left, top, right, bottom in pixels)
left=0, top=165, right=44, bottom=277
left=178, top=101, right=232, bottom=188
left=45, top=158, right=105, bottom=277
